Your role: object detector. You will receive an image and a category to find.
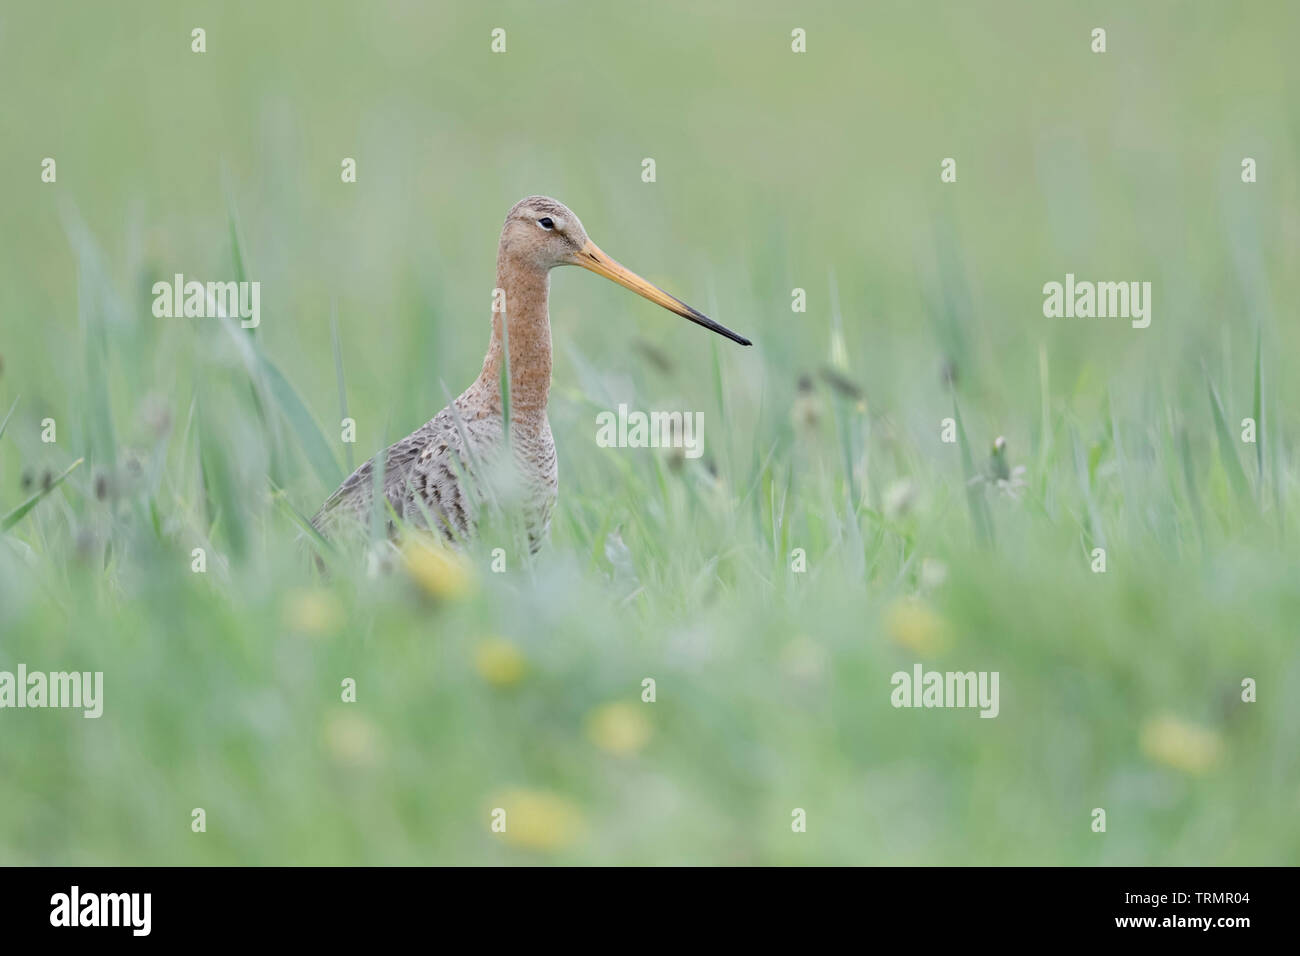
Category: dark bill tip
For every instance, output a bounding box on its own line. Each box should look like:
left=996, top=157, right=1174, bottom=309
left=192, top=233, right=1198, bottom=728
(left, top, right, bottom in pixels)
left=672, top=296, right=752, bottom=347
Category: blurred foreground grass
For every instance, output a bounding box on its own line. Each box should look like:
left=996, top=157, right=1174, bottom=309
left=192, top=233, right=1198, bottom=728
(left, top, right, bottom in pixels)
left=1, top=1, right=1298, bottom=864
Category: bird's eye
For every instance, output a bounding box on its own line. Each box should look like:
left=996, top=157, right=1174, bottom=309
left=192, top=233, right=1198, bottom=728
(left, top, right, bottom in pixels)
left=538, top=217, right=555, bottom=230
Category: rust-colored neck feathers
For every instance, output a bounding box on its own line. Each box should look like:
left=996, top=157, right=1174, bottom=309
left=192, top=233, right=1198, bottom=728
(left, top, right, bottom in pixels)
left=476, top=247, right=553, bottom=421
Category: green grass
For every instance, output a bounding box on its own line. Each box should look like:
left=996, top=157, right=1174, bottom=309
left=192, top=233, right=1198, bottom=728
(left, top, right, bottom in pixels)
left=1, top=0, right=1298, bottom=865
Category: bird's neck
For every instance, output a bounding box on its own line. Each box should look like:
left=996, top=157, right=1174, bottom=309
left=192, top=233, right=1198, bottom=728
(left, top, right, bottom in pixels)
left=476, top=255, right=553, bottom=420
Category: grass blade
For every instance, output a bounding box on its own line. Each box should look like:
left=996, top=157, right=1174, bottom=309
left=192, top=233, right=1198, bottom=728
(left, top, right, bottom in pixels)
left=1252, top=329, right=1264, bottom=488
left=0, top=395, right=19, bottom=441
left=2, top=458, right=83, bottom=532
left=331, top=300, right=352, bottom=472
left=1177, top=425, right=1203, bottom=543
left=952, top=394, right=993, bottom=545
left=1205, top=370, right=1250, bottom=504
left=270, top=480, right=339, bottom=567
left=77, top=261, right=117, bottom=470
left=1071, top=427, right=1105, bottom=550
left=196, top=404, right=249, bottom=559
left=261, top=354, right=343, bottom=490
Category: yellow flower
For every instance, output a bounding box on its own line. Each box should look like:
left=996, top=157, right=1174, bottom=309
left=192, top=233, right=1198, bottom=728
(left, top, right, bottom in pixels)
left=1140, top=715, right=1224, bottom=774
left=585, top=701, right=652, bottom=756
left=402, top=538, right=475, bottom=600
left=885, top=597, right=949, bottom=657
left=323, top=711, right=380, bottom=768
left=282, top=588, right=342, bottom=636
left=491, top=789, right=582, bottom=851
left=475, top=638, right=526, bottom=687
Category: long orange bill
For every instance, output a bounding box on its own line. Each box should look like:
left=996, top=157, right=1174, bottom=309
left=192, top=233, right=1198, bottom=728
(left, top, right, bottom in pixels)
left=574, top=240, right=752, bottom=347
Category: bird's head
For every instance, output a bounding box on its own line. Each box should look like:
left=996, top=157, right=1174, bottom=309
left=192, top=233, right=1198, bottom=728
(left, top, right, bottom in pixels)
left=499, top=195, right=751, bottom=346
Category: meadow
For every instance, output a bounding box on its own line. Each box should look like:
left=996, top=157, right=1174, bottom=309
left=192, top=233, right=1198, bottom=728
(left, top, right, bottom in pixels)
left=0, top=1, right=1297, bottom=864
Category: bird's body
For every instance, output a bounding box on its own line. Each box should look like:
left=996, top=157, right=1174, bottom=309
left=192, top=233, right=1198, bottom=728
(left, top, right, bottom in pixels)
left=311, top=379, right=558, bottom=550
left=311, top=196, right=749, bottom=552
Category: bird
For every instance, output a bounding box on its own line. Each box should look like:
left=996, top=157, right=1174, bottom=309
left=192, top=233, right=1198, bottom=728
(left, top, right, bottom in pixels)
left=311, top=195, right=752, bottom=553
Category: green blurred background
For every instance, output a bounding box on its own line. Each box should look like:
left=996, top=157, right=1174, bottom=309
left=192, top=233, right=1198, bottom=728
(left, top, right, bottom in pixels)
left=0, top=0, right=1297, bottom=864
